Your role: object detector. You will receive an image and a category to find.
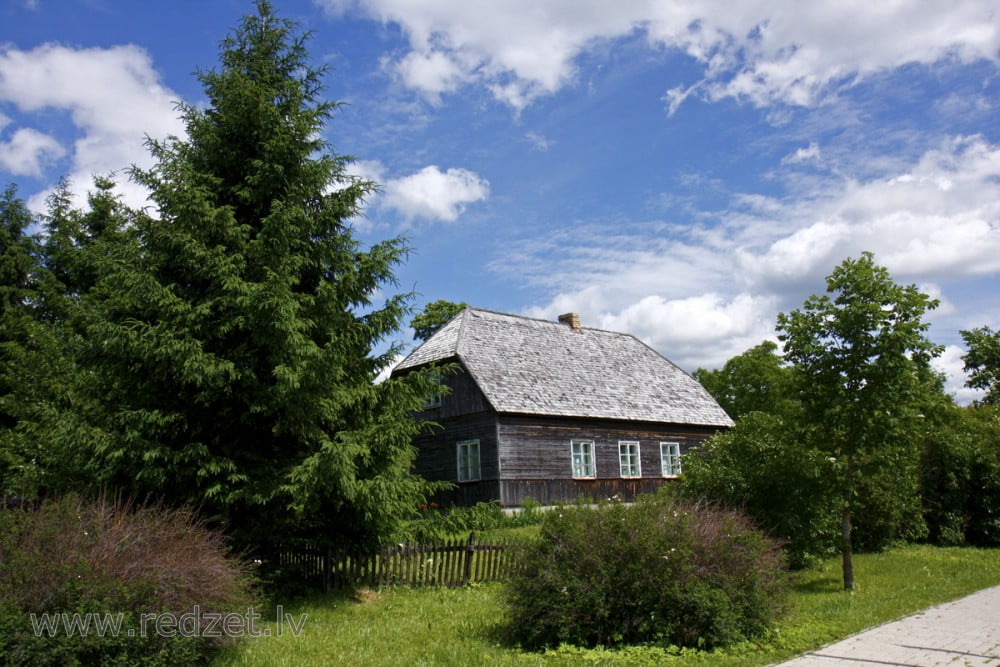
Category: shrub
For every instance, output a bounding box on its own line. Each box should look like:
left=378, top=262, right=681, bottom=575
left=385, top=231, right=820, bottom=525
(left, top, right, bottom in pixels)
left=0, top=494, right=257, bottom=665
left=504, top=491, right=788, bottom=651
left=681, top=413, right=839, bottom=567
left=403, top=500, right=543, bottom=543
left=921, top=404, right=1000, bottom=546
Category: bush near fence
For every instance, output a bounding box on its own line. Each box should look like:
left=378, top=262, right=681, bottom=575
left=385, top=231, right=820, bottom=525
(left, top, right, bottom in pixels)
left=276, top=533, right=513, bottom=592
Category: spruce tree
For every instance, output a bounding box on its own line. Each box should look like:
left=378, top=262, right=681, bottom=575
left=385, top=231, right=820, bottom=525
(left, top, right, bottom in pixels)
left=0, top=186, right=38, bottom=488
left=82, top=1, right=438, bottom=550
left=0, top=181, right=124, bottom=497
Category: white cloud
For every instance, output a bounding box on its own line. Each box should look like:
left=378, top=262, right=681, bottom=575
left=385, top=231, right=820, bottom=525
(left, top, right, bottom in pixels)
left=395, top=50, right=470, bottom=103
left=499, top=136, right=1000, bottom=382
left=382, top=165, right=489, bottom=222
left=318, top=0, right=999, bottom=109
left=525, top=131, right=552, bottom=151
left=599, top=293, right=779, bottom=370
left=0, top=127, right=64, bottom=177
left=782, top=141, right=821, bottom=166
left=334, top=160, right=490, bottom=225
left=0, top=43, right=184, bottom=210
left=747, top=136, right=1000, bottom=290
left=932, top=344, right=984, bottom=405
left=342, top=158, right=387, bottom=186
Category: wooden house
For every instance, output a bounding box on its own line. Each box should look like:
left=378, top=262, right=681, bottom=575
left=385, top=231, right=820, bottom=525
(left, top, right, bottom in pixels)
left=393, top=308, right=734, bottom=506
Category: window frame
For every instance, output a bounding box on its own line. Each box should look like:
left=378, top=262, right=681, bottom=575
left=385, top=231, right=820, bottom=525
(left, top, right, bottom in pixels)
left=618, top=441, right=641, bottom=478
left=456, top=439, right=481, bottom=482
left=660, top=441, right=682, bottom=477
left=570, top=439, right=596, bottom=479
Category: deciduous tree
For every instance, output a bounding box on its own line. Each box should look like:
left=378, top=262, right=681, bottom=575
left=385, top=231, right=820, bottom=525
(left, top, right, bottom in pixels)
left=777, top=252, right=941, bottom=589
left=694, top=340, right=796, bottom=420
left=961, top=326, right=1000, bottom=405
left=411, top=299, right=467, bottom=342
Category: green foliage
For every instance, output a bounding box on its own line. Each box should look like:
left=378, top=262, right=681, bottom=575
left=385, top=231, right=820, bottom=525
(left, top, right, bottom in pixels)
left=961, top=326, right=1000, bottom=405
left=402, top=499, right=543, bottom=543
left=777, top=252, right=941, bottom=455
left=504, top=492, right=788, bottom=651
left=411, top=299, right=468, bottom=342
left=920, top=403, right=1000, bottom=546
left=681, top=413, right=838, bottom=567
left=0, top=181, right=125, bottom=498
left=0, top=185, right=38, bottom=489
left=37, top=1, right=444, bottom=552
left=0, top=495, right=256, bottom=665
left=693, top=341, right=796, bottom=419
left=777, top=251, right=941, bottom=588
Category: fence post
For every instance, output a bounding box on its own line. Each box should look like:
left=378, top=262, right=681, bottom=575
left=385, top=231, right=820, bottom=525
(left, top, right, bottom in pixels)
left=462, top=532, right=476, bottom=585
left=322, top=545, right=331, bottom=594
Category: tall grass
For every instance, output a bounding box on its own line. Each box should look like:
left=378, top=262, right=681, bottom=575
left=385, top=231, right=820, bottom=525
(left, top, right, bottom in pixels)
left=214, top=544, right=1000, bottom=666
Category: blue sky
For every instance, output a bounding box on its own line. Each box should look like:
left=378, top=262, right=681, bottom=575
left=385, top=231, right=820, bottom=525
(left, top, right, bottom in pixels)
left=1, top=0, right=998, bottom=402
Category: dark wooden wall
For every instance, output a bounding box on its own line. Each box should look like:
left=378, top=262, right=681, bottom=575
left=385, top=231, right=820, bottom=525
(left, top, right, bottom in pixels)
left=408, top=365, right=502, bottom=507
left=414, top=362, right=492, bottom=420
left=499, top=478, right=666, bottom=506
left=406, top=365, right=727, bottom=507
left=497, top=414, right=720, bottom=481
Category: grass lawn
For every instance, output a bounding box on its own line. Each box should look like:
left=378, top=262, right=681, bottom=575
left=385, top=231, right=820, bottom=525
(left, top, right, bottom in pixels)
left=213, top=544, right=1000, bottom=666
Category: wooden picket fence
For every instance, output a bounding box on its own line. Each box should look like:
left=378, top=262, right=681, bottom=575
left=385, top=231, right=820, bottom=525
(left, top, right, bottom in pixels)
left=276, top=533, right=514, bottom=592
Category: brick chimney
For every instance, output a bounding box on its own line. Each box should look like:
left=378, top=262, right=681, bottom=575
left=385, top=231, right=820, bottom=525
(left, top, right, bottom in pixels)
left=557, top=312, right=581, bottom=331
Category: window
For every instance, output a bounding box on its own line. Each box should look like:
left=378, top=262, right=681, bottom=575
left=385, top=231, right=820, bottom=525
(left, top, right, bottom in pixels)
left=419, top=369, right=442, bottom=409
left=571, top=440, right=595, bottom=478
left=660, top=442, right=682, bottom=477
left=619, top=441, right=641, bottom=478
left=457, top=440, right=480, bottom=482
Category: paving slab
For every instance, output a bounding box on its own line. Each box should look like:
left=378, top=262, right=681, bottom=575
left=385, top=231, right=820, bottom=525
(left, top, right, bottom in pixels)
left=778, top=584, right=1000, bottom=666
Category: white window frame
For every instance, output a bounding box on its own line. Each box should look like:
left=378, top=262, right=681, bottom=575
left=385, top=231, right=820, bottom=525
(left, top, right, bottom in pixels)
left=618, top=441, right=641, bottom=478
left=660, top=441, right=682, bottom=477
left=457, top=439, right=481, bottom=482
left=570, top=440, right=595, bottom=478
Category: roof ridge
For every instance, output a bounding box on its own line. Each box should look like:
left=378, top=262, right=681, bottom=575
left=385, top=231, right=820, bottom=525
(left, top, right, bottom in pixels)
left=454, top=307, right=472, bottom=355
left=464, top=306, right=633, bottom=337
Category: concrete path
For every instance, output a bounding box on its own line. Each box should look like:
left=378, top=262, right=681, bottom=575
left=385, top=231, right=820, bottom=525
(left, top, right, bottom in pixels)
left=779, top=584, right=1000, bottom=666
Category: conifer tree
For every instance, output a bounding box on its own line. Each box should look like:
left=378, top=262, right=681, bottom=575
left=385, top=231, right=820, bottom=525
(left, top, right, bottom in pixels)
left=0, top=181, right=123, bottom=497
left=82, top=1, right=439, bottom=550
left=0, top=186, right=38, bottom=487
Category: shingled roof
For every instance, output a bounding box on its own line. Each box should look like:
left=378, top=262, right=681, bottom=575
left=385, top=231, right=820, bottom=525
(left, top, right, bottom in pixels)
left=395, top=308, right=733, bottom=427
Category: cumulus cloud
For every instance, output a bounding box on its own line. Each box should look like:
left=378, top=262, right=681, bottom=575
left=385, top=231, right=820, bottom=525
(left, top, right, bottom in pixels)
left=395, top=50, right=470, bottom=103
left=499, top=136, right=1000, bottom=381
left=0, top=127, right=65, bottom=177
left=745, top=136, right=1000, bottom=291
left=318, top=0, right=999, bottom=109
left=933, top=344, right=984, bottom=405
left=0, top=43, right=184, bottom=210
left=382, top=165, right=489, bottom=222
left=333, top=160, right=490, bottom=225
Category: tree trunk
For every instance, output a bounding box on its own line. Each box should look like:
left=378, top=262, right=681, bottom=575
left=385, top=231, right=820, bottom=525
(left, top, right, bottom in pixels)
left=842, top=454, right=855, bottom=591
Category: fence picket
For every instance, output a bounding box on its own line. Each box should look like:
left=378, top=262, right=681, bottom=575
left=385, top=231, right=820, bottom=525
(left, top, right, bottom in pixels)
left=274, top=534, right=513, bottom=590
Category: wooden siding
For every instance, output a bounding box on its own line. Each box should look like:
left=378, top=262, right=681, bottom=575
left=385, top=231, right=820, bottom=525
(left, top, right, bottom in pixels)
left=412, top=412, right=499, bottom=480
left=410, top=365, right=501, bottom=505
left=404, top=366, right=727, bottom=507
left=413, top=363, right=492, bottom=420
left=497, top=414, right=719, bottom=483
left=499, top=478, right=666, bottom=506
